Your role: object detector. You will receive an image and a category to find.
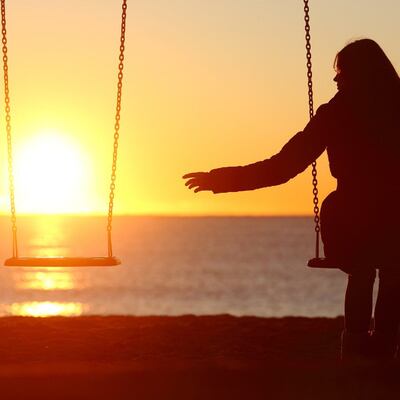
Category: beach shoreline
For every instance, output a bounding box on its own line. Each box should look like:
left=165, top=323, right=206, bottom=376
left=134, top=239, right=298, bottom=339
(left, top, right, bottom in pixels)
left=0, top=315, right=398, bottom=399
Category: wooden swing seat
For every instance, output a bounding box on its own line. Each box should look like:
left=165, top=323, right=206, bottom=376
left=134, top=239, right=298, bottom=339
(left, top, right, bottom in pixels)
left=308, top=258, right=340, bottom=269
left=4, top=256, right=121, bottom=267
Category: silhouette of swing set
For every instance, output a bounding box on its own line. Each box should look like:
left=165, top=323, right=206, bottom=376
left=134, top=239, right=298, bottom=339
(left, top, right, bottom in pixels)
left=1, top=0, right=337, bottom=268
left=1, top=0, right=127, bottom=267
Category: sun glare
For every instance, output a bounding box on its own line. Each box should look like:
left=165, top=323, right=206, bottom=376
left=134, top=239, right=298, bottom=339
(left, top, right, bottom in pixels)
left=13, top=132, right=92, bottom=214
left=9, top=301, right=84, bottom=317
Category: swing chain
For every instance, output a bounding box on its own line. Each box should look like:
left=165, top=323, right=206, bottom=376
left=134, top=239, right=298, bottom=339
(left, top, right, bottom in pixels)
left=107, top=0, right=127, bottom=257
left=1, top=0, right=18, bottom=258
left=303, top=0, right=320, bottom=258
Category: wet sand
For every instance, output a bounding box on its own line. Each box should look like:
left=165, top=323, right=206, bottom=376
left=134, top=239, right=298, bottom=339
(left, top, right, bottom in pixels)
left=0, top=315, right=398, bottom=399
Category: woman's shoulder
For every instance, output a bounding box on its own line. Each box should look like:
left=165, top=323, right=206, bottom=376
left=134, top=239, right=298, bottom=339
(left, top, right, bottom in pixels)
left=314, top=92, right=344, bottom=119
left=314, top=92, right=353, bottom=124
left=326, top=91, right=348, bottom=110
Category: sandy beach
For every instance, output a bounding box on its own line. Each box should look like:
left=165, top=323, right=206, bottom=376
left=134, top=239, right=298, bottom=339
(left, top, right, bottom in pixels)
left=0, top=315, right=398, bottom=399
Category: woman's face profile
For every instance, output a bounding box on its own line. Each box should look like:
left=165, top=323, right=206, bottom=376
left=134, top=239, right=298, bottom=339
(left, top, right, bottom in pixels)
left=333, top=69, right=345, bottom=92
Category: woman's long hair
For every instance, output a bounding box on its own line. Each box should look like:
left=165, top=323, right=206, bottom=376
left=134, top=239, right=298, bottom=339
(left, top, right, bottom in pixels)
left=335, top=39, right=399, bottom=165
left=334, top=39, right=399, bottom=105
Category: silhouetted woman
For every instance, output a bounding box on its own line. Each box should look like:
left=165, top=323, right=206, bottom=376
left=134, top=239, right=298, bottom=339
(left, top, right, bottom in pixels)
left=183, top=39, right=400, bottom=361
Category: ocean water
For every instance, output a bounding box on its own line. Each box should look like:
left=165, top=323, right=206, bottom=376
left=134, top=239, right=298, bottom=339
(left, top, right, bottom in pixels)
left=0, top=216, right=347, bottom=317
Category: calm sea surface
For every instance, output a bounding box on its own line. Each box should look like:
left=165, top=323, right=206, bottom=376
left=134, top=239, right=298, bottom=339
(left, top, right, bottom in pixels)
left=0, top=216, right=348, bottom=317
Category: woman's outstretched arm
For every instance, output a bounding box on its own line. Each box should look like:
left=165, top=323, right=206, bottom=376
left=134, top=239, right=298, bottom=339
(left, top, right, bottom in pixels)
left=183, top=103, right=332, bottom=194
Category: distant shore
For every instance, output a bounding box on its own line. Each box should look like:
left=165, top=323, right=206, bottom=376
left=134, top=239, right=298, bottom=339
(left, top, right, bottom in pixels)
left=0, top=315, right=398, bottom=399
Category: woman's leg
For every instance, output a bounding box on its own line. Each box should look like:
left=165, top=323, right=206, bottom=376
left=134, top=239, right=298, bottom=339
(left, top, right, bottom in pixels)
left=344, top=268, right=376, bottom=333
left=374, top=269, right=400, bottom=333
left=320, top=191, right=377, bottom=358
left=321, top=191, right=356, bottom=263
left=372, top=269, right=400, bottom=356
left=340, top=268, right=376, bottom=360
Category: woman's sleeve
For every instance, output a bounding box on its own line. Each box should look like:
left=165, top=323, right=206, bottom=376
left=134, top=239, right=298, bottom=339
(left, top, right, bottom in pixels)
left=209, top=103, right=331, bottom=194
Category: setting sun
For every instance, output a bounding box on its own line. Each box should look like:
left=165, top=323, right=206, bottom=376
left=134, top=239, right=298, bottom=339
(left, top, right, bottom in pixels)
left=13, top=132, right=93, bottom=214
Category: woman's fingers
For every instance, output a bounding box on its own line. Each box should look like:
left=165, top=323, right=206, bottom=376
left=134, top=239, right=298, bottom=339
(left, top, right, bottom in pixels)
left=183, top=171, right=212, bottom=192
left=182, top=172, right=206, bottom=179
left=185, top=178, right=197, bottom=187
left=188, top=182, right=204, bottom=190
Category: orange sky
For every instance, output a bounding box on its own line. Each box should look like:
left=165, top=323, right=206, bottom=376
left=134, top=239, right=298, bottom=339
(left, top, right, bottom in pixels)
left=0, top=0, right=398, bottom=215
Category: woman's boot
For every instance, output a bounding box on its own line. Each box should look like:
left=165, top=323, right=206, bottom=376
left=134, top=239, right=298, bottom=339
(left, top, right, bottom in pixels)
left=369, top=330, right=398, bottom=360
left=340, top=330, right=371, bottom=362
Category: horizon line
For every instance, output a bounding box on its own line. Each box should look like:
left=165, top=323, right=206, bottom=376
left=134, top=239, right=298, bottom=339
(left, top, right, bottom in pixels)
left=0, top=213, right=315, bottom=218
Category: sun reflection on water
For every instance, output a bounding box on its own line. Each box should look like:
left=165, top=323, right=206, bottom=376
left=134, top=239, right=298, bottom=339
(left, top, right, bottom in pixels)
left=13, top=215, right=86, bottom=291
left=16, top=269, right=76, bottom=290
left=29, top=215, right=68, bottom=257
left=9, top=216, right=93, bottom=317
left=9, top=301, right=84, bottom=317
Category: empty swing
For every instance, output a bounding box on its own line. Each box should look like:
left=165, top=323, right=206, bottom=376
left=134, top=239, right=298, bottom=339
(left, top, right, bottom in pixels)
left=1, top=0, right=128, bottom=267
left=301, top=1, right=338, bottom=269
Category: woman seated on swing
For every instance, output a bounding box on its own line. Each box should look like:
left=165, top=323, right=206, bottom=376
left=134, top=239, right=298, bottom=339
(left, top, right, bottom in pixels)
left=183, top=39, right=400, bottom=361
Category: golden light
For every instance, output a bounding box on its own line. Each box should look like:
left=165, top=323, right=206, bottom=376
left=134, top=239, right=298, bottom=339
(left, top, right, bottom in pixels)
left=13, top=131, right=93, bottom=214
left=16, top=270, right=75, bottom=291
left=9, top=301, right=84, bottom=317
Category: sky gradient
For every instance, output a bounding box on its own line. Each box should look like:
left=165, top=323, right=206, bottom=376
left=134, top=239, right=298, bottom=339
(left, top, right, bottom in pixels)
left=0, top=0, right=398, bottom=215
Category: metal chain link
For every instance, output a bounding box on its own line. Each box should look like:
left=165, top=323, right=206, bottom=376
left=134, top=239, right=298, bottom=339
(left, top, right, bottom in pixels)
left=107, top=0, right=128, bottom=257
left=1, top=0, right=18, bottom=258
left=303, top=0, right=320, bottom=258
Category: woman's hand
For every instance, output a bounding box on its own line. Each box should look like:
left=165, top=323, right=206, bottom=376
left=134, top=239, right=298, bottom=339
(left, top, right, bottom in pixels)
left=183, top=172, right=213, bottom=193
